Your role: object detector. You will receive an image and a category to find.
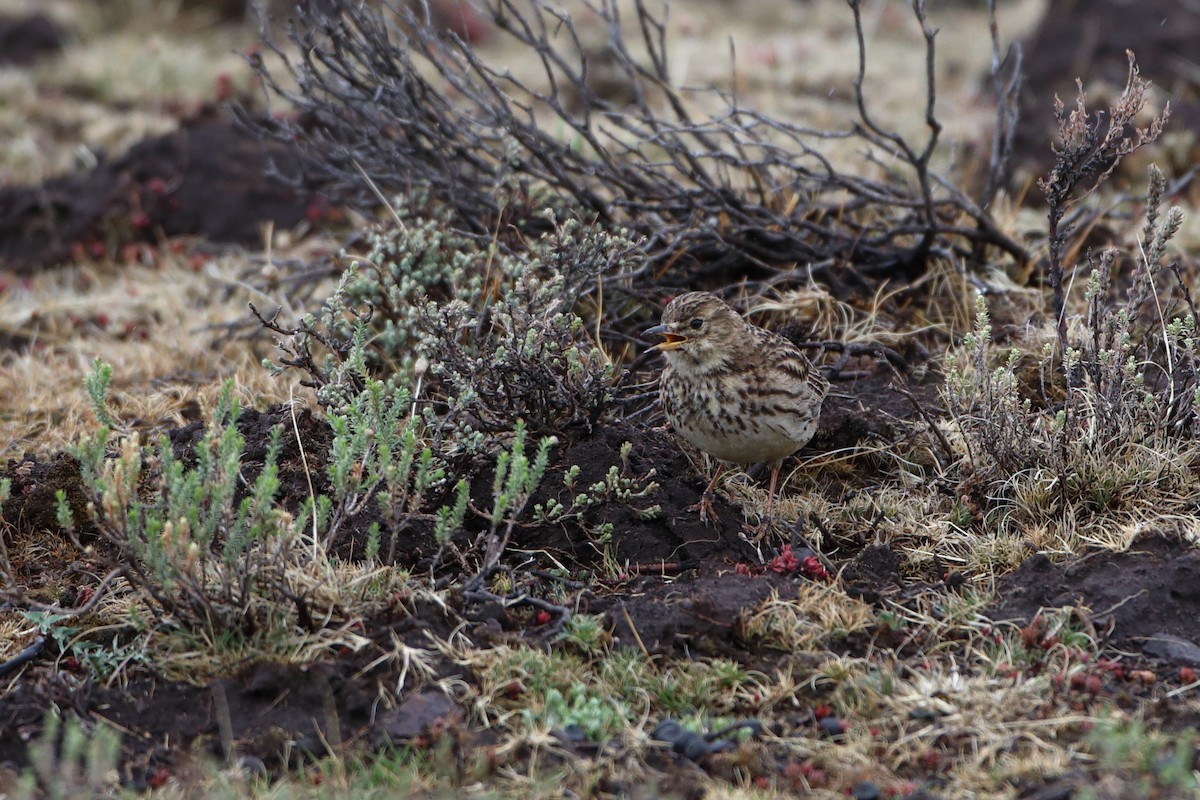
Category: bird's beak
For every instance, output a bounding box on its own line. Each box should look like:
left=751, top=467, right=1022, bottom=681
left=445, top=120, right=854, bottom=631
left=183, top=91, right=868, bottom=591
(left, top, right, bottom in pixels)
left=644, top=324, right=687, bottom=352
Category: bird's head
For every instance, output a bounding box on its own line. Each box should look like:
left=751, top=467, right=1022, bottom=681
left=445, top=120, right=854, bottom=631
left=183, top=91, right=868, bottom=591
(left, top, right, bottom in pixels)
left=643, top=291, right=746, bottom=372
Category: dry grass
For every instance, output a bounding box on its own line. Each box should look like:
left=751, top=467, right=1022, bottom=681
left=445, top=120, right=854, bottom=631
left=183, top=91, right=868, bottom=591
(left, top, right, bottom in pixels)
left=0, top=249, right=323, bottom=457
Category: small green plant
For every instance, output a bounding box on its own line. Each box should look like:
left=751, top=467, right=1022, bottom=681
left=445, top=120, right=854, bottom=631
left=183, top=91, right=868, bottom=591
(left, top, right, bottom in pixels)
left=536, top=441, right=660, bottom=526
left=322, top=376, right=447, bottom=562
left=23, top=610, right=149, bottom=682
left=533, top=441, right=660, bottom=576
left=1083, top=717, right=1198, bottom=796
left=478, top=421, right=556, bottom=574
left=946, top=297, right=1035, bottom=478
left=531, top=684, right=632, bottom=741
left=83, top=357, right=118, bottom=429
left=559, top=613, right=609, bottom=654
left=979, top=609, right=1096, bottom=676
left=64, top=381, right=296, bottom=633
left=16, top=712, right=121, bottom=800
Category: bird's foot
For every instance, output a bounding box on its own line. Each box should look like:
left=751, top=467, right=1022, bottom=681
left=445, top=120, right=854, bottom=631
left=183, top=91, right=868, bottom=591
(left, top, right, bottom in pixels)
left=743, top=516, right=777, bottom=543
left=687, top=491, right=720, bottom=526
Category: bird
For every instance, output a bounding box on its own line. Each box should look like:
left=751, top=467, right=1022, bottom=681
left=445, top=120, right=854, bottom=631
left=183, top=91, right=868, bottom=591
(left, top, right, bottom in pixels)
left=644, top=291, right=828, bottom=526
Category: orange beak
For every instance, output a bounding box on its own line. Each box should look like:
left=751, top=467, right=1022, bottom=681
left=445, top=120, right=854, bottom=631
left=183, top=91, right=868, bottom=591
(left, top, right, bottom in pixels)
left=644, top=324, right=687, bottom=352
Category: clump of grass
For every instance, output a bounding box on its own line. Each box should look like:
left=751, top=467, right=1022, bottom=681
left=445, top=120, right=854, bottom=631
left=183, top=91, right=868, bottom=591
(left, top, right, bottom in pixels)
left=452, top=636, right=763, bottom=756
left=739, top=583, right=875, bottom=652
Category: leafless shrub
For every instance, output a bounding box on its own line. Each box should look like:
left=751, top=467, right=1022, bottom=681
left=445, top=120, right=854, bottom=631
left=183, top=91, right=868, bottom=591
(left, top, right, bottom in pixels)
left=1039, top=51, right=1170, bottom=358
left=240, top=0, right=1027, bottom=295
left=980, top=0, right=1022, bottom=215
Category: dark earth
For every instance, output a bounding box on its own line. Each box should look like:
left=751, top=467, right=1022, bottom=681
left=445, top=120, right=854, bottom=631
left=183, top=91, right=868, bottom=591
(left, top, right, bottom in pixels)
left=4, top=2, right=1200, bottom=797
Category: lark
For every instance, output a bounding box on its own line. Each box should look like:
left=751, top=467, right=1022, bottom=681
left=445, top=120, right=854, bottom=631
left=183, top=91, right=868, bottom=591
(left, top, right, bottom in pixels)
left=644, top=291, right=828, bottom=524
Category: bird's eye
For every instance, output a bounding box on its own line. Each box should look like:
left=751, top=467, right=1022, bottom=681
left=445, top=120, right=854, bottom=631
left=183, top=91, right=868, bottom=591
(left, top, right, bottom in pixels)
left=689, top=318, right=703, bottom=330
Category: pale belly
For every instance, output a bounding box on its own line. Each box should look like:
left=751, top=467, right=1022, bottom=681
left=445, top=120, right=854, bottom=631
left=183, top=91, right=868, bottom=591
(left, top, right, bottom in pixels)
left=662, top=372, right=819, bottom=465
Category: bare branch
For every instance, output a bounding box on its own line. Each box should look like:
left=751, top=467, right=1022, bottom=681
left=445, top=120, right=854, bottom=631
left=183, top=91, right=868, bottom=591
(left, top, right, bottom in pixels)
left=239, top=0, right=1029, bottom=294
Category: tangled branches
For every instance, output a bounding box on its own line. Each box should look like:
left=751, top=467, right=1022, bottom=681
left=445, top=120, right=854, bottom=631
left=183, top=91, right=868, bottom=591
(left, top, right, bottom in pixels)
left=241, top=0, right=1027, bottom=292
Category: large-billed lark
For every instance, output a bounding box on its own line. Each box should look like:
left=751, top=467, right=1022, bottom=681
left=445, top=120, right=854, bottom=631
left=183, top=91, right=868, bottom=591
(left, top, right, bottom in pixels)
left=645, top=291, right=828, bottom=524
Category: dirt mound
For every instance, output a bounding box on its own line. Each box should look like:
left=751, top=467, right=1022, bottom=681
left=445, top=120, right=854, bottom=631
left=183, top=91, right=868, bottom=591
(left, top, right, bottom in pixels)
left=0, top=113, right=321, bottom=270
left=0, top=13, right=64, bottom=66
left=601, top=572, right=795, bottom=657
left=990, top=533, right=1200, bottom=665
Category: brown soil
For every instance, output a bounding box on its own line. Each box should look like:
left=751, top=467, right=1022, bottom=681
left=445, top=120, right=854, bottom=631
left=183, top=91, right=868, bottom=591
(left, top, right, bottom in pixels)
left=0, top=111, right=322, bottom=271
left=0, top=13, right=65, bottom=67
left=991, top=535, right=1200, bottom=667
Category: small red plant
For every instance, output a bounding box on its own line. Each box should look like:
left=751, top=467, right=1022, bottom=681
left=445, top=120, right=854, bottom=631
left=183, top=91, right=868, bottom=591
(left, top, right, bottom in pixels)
left=146, top=768, right=171, bottom=789
left=144, top=176, right=170, bottom=195
left=768, top=545, right=799, bottom=574
left=800, top=555, right=829, bottom=580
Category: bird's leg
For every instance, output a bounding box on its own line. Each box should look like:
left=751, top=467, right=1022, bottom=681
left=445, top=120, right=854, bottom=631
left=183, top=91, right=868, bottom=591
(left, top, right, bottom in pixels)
left=689, top=463, right=727, bottom=525
left=764, top=460, right=782, bottom=521
left=750, top=460, right=784, bottom=540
